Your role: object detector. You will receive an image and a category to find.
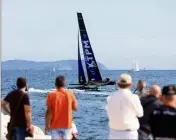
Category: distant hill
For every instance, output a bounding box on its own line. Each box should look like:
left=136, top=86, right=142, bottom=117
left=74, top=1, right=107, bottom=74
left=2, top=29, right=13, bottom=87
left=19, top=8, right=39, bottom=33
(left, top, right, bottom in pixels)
left=2, top=60, right=108, bottom=70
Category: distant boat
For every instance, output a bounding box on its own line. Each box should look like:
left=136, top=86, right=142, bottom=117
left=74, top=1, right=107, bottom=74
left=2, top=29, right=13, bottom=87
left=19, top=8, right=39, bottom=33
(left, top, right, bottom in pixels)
left=129, top=61, right=139, bottom=72
left=69, top=12, right=115, bottom=90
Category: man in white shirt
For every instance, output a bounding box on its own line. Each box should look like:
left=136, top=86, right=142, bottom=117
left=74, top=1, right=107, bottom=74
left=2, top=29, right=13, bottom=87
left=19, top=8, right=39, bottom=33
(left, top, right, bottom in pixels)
left=106, top=74, right=143, bottom=139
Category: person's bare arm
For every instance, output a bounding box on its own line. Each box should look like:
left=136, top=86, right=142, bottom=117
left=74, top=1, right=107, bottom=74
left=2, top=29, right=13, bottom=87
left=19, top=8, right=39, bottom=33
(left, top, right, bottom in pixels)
left=24, top=105, right=32, bottom=127
left=22, top=93, right=34, bottom=136
left=1, top=100, right=10, bottom=114
left=72, top=93, right=78, bottom=111
left=45, top=105, right=52, bottom=134
left=22, top=94, right=32, bottom=126
left=24, top=105, right=34, bottom=136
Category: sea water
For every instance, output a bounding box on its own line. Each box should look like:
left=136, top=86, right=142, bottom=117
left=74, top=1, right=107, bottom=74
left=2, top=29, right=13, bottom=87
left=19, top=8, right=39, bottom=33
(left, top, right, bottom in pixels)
left=1, top=70, right=176, bottom=139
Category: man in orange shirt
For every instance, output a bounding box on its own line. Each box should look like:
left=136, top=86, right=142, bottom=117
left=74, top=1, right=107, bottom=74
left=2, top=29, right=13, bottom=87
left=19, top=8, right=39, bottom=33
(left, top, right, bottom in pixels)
left=45, top=76, right=78, bottom=140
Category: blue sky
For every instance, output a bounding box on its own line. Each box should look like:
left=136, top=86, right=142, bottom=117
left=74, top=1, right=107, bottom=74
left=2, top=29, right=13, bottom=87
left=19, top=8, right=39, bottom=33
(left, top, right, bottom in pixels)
left=2, top=0, right=176, bottom=69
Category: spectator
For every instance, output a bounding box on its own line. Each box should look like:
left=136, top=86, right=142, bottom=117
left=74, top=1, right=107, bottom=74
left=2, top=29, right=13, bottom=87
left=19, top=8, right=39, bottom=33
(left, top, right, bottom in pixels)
left=106, top=74, right=143, bottom=139
left=134, top=80, right=147, bottom=95
left=139, top=85, right=162, bottom=140
left=149, top=85, right=176, bottom=139
left=1, top=77, right=33, bottom=140
left=45, top=76, right=78, bottom=140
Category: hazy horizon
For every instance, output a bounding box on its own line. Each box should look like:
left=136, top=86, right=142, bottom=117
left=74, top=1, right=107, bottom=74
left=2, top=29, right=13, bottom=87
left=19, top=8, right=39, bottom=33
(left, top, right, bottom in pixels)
left=2, top=0, right=176, bottom=70
left=2, top=59, right=175, bottom=70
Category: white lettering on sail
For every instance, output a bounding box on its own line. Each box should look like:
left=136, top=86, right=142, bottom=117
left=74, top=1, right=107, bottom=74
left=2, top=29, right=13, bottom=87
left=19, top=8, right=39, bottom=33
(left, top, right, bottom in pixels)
left=85, top=49, right=92, bottom=55
left=83, top=41, right=90, bottom=48
left=82, top=40, right=97, bottom=68
left=87, top=61, right=97, bottom=68
left=85, top=56, right=93, bottom=61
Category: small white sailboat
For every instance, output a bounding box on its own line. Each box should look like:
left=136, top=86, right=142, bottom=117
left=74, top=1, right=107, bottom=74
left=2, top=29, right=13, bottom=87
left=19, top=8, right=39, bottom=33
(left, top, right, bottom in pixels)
left=129, top=61, right=139, bottom=72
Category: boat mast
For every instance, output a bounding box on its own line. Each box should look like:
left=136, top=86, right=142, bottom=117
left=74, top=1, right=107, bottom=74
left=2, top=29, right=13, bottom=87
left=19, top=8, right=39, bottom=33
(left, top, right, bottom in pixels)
left=78, top=30, right=87, bottom=84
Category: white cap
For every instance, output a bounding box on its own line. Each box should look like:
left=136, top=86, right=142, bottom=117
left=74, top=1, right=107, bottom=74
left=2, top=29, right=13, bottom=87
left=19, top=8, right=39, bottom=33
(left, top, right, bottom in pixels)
left=118, top=74, right=132, bottom=85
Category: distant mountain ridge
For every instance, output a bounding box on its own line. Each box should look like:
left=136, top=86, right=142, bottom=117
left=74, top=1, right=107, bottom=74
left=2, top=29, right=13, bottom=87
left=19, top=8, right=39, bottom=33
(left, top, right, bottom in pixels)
left=2, top=60, right=108, bottom=70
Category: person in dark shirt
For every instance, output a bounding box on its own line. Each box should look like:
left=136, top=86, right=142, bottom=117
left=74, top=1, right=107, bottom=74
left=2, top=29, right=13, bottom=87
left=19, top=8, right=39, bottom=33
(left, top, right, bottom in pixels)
left=139, top=85, right=162, bottom=140
left=1, top=77, right=33, bottom=140
left=149, top=85, right=176, bottom=139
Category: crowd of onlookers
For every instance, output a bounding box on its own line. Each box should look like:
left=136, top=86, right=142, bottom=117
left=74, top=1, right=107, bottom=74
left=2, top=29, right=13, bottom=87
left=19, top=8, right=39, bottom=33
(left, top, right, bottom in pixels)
left=1, top=74, right=176, bottom=140
left=107, top=74, right=176, bottom=140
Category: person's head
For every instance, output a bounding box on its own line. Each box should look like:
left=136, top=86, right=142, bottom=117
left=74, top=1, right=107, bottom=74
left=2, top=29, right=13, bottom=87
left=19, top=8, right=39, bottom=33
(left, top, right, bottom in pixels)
left=55, top=76, right=66, bottom=89
left=148, top=85, right=161, bottom=98
left=137, top=80, right=146, bottom=91
left=161, top=85, right=176, bottom=107
left=117, top=74, right=132, bottom=89
left=16, top=77, right=27, bottom=89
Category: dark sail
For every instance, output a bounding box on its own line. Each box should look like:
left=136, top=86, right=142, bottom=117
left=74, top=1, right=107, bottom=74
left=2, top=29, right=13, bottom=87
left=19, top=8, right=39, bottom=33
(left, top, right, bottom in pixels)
left=78, top=31, right=87, bottom=84
left=77, top=12, right=102, bottom=81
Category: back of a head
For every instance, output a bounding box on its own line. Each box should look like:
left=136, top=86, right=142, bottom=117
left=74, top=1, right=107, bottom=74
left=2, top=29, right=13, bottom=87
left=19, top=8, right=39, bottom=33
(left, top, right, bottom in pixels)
left=117, top=74, right=132, bottom=89
left=55, top=76, right=66, bottom=88
left=162, top=85, right=176, bottom=103
left=137, top=80, right=146, bottom=90
left=16, top=77, right=27, bottom=89
left=149, top=85, right=161, bottom=98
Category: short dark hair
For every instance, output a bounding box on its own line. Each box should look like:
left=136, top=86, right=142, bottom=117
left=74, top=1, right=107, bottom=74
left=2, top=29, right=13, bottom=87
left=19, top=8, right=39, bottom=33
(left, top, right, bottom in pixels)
left=162, top=85, right=176, bottom=96
left=137, top=80, right=146, bottom=85
left=16, top=77, right=27, bottom=89
left=55, top=76, right=66, bottom=88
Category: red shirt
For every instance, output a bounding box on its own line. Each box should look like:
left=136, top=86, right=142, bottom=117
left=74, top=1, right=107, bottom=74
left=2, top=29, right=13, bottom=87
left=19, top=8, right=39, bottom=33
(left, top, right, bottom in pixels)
left=46, top=89, right=77, bottom=129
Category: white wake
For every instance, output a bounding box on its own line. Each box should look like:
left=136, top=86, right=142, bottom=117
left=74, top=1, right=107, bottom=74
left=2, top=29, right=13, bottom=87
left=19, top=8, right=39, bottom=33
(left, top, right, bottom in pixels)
left=28, top=88, right=110, bottom=96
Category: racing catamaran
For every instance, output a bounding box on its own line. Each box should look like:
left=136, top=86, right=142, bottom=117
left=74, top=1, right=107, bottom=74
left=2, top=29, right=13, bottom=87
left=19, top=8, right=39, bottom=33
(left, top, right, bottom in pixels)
left=69, top=13, right=115, bottom=89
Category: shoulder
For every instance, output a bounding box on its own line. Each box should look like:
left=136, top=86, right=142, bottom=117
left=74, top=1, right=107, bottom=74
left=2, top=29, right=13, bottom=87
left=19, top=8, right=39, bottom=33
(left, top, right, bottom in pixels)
left=68, top=91, right=77, bottom=100
left=140, top=96, right=146, bottom=101
left=47, top=91, right=57, bottom=100
left=154, top=99, right=162, bottom=106
left=107, top=92, right=117, bottom=101
left=9, top=89, right=19, bottom=95
left=130, top=93, right=141, bottom=104
left=66, top=90, right=73, bottom=94
left=3, top=90, right=14, bottom=102
left=48, top=91, right=56, bottom=96
left=131, top=93, right=140, bottom=99
left=23, top=92, right=29, bottom=98
left=7, top=89, right=20, bottom=97
left=46, top=91, right=56, bottom=104
left=5, top=91, right=13, bottom=98
left=65, top=90, right=75, bottom=96
left=140, top=96, right=148, bottom=105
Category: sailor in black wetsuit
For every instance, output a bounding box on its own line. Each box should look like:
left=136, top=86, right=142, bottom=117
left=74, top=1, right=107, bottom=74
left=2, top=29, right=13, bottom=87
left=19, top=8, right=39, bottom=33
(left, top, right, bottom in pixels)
left=149, top=85, right=176, bottom=139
